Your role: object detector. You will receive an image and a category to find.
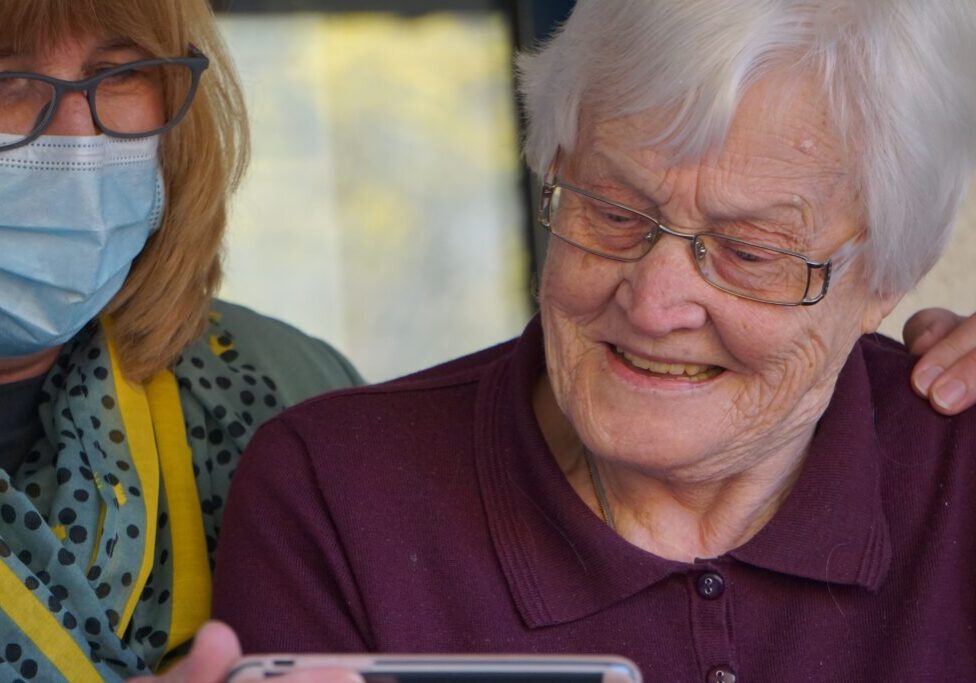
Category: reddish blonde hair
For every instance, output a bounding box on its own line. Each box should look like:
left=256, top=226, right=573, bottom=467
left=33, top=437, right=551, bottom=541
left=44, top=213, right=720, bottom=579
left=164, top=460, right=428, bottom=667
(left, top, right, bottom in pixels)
left=0, top=0, right=250, bottom=381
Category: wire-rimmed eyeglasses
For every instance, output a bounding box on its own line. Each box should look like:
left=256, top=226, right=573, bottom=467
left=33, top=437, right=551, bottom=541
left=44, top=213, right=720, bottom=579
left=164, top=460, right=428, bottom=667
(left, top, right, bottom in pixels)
left=0, top=48, right=209, bottom=152
left=539, top=172, right=861, bottom=306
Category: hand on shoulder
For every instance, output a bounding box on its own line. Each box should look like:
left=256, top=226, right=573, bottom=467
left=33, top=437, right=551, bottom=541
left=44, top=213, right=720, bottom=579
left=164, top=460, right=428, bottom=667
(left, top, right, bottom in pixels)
left=905, top=308, right=976, bottom=415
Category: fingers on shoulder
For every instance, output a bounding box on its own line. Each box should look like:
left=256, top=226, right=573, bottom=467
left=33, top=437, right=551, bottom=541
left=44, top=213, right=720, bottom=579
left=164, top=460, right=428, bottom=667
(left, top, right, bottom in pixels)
left=903, top=308, right=966, bottom=356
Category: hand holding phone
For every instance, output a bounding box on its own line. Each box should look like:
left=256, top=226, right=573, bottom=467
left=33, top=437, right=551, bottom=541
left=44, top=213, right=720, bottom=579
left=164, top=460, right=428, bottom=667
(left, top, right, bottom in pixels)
left=127, top=622, right=246, bottom=683
left=126, top=623, right=362, bottom=683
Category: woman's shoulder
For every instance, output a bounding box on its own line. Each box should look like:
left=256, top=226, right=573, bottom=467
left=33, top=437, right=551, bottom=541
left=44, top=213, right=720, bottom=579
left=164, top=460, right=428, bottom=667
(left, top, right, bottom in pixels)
left=858, top=332, right=916, bottom=385
left=857, top=331, right=976, bottom=462
left=197, top=299, right=363, bottom=402
left=167, top=300, right=364, bottom=457
left=292, top=335, right=514, bottom=416
left=857, top=331, right=970, bottom=416
left=251, top=335, right=520, bottom=464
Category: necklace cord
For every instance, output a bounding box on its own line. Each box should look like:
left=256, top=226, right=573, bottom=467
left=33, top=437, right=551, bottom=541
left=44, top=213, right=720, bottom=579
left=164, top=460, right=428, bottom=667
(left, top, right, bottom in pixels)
left=583, top=447, right=617, bottom=531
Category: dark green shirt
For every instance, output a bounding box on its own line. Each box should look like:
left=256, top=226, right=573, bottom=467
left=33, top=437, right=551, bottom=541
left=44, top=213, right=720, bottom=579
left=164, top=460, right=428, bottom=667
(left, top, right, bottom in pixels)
left=0, top=372, right=46, bottom=474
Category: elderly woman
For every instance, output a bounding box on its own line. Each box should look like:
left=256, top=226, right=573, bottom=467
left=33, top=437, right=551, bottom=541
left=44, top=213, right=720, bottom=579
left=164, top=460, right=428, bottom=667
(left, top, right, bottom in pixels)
left=0, top=2, right=361, bottom=680
left=212, top=0, right=976, bottom=681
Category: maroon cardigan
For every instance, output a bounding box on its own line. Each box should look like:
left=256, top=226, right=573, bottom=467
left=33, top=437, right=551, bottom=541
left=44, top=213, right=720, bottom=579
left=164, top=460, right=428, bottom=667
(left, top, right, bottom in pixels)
left=213, top=317, right=976, bottom=682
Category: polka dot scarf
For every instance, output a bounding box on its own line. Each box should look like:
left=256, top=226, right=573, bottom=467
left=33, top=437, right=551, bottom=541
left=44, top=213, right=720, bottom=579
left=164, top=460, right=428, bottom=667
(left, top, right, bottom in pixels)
left=0, top=311, right=289, bottom=681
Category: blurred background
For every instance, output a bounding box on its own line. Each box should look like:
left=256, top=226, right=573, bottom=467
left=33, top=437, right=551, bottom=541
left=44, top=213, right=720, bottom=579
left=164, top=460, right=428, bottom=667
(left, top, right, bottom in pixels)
left=212, top=0, right=976, bottom=382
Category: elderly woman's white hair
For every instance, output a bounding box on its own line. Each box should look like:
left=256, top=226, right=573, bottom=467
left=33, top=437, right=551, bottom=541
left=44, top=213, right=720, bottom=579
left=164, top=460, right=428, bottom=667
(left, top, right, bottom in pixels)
left=518, top=0, right=976, bottom=296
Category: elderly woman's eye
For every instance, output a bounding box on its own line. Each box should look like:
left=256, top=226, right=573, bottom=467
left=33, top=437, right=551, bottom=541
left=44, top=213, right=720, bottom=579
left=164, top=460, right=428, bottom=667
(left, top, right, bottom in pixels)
left=600, top=210, right=637, bottom=225
left=732, top=248, right=766, bottom=263
left=715, top=240, right=777, bottom=265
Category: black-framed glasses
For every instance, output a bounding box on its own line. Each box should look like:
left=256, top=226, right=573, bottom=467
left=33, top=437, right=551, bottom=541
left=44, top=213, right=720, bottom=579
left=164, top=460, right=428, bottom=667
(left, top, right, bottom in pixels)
left=0, top=48, right=209, bottom=152
left=539, top=173, right=862, bottom=307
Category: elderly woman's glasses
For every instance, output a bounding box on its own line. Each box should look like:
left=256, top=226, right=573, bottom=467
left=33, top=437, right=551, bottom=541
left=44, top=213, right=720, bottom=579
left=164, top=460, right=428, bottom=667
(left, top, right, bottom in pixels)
left=539, top=178, right=859, bottom=306
left=0, top=48, right=209, bottom=152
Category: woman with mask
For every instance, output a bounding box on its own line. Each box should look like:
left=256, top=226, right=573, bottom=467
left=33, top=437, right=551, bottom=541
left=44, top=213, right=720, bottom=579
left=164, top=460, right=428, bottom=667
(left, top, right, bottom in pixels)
left=0, top=1, right=361, bottom=681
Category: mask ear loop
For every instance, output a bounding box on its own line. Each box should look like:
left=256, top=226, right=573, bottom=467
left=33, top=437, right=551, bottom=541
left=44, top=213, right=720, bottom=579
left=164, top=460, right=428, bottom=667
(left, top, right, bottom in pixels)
left=148, top=167, right=167, bottom=234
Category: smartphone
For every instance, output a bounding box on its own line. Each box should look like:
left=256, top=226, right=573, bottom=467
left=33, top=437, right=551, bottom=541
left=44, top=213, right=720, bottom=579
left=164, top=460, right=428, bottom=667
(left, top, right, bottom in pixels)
left=225, top=654, right=642, bottom=683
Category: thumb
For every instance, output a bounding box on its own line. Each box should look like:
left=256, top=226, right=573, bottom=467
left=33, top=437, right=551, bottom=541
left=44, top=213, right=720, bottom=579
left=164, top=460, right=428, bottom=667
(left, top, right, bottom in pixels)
left=180, top=621, right=242, bottom=683
left=128, top=621, right=242, bottom=683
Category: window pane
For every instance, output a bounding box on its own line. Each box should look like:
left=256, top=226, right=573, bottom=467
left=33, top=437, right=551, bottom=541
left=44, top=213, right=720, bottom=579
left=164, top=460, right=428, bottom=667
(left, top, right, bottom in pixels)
left=218, top=12, right=530, bottom=381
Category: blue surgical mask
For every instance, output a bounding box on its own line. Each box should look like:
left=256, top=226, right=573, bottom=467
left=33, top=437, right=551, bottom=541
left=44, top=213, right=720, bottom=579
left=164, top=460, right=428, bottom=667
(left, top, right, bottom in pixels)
left=0, top=133, right=164, bottom=358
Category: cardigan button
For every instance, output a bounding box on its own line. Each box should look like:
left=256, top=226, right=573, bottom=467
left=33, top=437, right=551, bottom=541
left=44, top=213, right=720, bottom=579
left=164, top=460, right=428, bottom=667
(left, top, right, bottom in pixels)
left=697, top=571, right=725, bottom=599
left=706, top=665, right=737, bottom=683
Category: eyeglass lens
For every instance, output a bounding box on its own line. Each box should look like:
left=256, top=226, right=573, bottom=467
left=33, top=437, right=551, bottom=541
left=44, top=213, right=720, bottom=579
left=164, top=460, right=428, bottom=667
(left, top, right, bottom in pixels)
left=547, top=184, right=821, bottom=304
left=0, top=63, right=194, bottom=144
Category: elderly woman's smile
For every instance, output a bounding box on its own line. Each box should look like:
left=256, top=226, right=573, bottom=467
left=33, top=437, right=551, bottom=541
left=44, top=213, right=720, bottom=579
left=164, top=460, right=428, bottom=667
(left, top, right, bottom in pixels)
left=536, top=73, right=893, bottom=559
left=610, top=346, right=723, bottom=382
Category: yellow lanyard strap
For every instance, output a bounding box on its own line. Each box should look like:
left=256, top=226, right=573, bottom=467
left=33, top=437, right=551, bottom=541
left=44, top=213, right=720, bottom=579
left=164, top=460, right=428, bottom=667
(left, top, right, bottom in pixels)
left=107, top=322, right=211, bottom=654
left=146, top=371, right=211, bottom=653
left=0, top=562, right=103, bottom=681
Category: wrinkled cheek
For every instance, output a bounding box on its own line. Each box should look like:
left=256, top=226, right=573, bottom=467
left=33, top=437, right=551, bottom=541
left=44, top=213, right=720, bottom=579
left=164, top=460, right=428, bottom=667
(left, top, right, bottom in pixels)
left=540, top=246, right=617, bottom=319
left=540, top=301, right=586, bottom=414
left=726, top=365, right=793, bottom=427
left=539, top=255, right=611, bottom=371
left=727, top=331, right=838, bottom=429
left=539, top=256, right=614, bottom=426
left=541, top=319, right=612, bottom=446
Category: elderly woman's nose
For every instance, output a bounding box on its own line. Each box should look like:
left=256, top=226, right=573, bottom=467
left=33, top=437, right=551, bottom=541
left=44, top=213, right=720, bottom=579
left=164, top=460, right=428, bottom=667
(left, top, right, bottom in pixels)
left=616, top=236, right=709, bottom=335
left=43, top=91, right=99, bottom=137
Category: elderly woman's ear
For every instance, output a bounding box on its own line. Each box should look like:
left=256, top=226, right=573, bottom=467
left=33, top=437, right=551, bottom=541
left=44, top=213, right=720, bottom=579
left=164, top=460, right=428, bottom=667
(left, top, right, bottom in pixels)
left=861, top=290, right=905, bottom=336
left=905, top=309, right=976, bottom=415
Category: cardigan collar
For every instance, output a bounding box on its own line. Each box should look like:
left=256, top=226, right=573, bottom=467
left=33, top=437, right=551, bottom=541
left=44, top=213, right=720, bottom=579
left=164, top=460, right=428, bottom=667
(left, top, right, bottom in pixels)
left=474, top=316, right=891, bottom=628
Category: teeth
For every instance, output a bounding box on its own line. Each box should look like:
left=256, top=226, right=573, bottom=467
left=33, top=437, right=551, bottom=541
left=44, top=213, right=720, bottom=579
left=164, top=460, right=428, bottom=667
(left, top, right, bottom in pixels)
left=617, top=348, right=721, bottom=381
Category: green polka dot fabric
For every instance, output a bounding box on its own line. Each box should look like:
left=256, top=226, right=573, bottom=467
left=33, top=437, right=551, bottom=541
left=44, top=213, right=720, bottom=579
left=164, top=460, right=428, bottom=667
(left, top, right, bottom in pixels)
left=0, top=302, right=362, bottom=681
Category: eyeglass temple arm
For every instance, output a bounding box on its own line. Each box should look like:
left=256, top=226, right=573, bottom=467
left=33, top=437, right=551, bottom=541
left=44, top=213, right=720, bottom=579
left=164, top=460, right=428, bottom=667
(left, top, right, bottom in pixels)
left=797, top=260, right=830, bottom=305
